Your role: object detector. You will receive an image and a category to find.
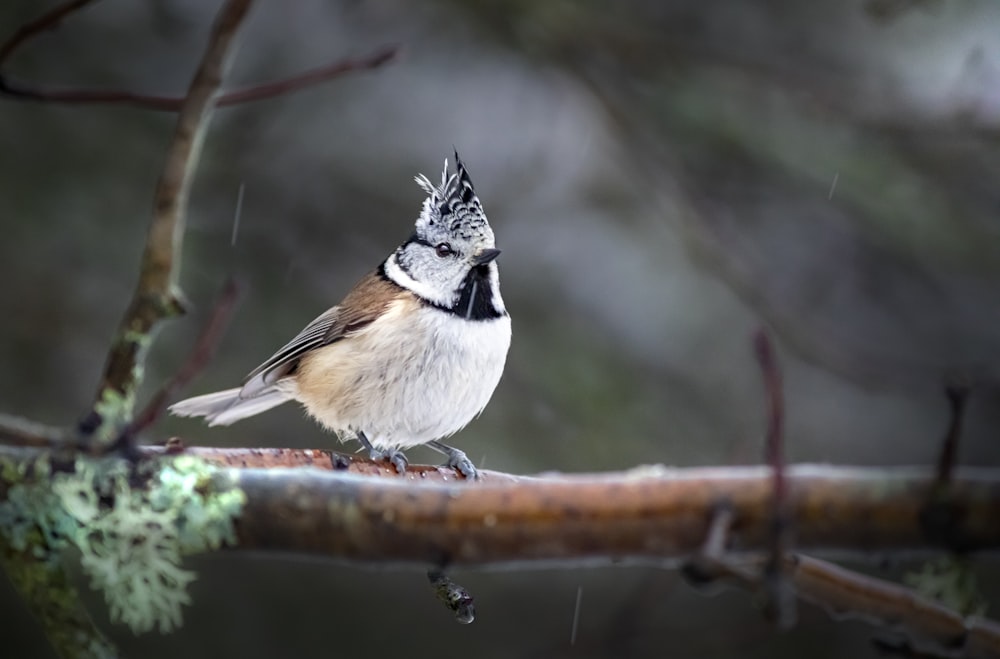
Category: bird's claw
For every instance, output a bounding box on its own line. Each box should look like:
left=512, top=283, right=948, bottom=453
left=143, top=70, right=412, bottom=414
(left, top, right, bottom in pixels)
left=388, top=450, right=409, bottom=475
left=444, top=449, right=478, bottom=480
left=427, top=440, right=479, bottom=480
left=368, top=447, right=409, bottom=474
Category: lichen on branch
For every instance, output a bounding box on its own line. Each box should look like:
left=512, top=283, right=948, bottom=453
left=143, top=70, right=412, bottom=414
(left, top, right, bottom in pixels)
left=0, top=452, right=245, bottom=634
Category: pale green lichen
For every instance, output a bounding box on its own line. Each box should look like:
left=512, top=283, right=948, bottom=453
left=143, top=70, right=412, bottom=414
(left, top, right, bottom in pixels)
left=904, top=555, right=988, bottom=617
left=151, top=456, right=244, bottom=554
left=78, top=484, right=195, bottom=634
left=0, top=453, right=245, bottom=634
left=91, top=388, right=134, bottom=444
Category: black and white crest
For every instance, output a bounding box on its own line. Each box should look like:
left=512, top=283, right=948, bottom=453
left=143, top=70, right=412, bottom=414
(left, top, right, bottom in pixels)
left=413, top=152, right=494, bottom=247
left=383, top=152, right=506, bottom=320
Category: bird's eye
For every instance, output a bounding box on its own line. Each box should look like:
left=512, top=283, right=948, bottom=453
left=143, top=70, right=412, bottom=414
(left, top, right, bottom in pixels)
left=435, top=242, right=454, bottom=257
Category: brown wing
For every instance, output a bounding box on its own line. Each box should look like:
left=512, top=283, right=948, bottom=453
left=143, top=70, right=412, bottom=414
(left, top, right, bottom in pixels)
left=238, top=269, right=405, bottom=397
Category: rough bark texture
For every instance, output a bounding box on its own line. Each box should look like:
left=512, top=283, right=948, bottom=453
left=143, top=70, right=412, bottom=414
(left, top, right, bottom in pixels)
left=216, top=458, right=1000, bottom=567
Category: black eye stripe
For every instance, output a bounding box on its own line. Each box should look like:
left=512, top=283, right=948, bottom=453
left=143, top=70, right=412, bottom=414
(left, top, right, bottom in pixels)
left=405, top=234, right=458, bottom=258
left=407, top=233, right=435, bottom=249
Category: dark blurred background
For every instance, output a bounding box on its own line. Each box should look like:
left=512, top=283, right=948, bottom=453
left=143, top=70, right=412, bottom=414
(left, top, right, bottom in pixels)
left=2, top=0, right=999, bottom=657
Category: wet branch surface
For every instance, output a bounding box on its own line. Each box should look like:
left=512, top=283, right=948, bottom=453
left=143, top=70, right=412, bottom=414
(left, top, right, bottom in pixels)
left=4, top=444, right=998, bottom=567
left=230, top=468, right=1000, bottom=566
left=5, top=442, right=1000, bottom=655
left=3, top=441, right=1000, bottom=657
left=113, top=446, right=1000, bottom=565
left=196, top=446, right=1000, bottom=657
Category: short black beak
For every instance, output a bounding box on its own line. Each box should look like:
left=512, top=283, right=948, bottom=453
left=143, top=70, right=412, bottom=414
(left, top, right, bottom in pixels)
left=472, top=248, right=501, bottom=266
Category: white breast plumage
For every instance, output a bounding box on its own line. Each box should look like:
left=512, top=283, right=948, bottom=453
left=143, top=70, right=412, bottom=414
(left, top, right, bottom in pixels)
left=291, top=297, right=511, bottom=451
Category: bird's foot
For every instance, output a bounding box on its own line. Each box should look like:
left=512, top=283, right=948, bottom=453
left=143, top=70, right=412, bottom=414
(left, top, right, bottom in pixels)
left=386, top=448, right=409, bottom=474
left=428, top=441, right=478, bottom=480
left=356, top=431, right=409, bottom=474
left=366, top=447, right=408, bottom=474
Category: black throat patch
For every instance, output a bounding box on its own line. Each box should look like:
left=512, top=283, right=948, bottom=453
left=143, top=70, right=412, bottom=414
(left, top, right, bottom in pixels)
left=452, top=264, right=504, bottom=321
left=379, top=260, right=504, bottom=321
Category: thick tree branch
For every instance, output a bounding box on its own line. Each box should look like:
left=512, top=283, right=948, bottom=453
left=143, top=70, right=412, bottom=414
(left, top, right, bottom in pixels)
left=5, top=445, right=998, bottom=565
left=87, top=0, right=253, bottom=446
left=226, top=454, right=1000, bottom=656
left=3, top=443, right=999, bottom=655
left=225, top=462, right=999, bottom=565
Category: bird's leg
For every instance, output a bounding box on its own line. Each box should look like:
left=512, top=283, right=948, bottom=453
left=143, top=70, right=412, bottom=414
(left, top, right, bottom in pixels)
left=356, top=431, right=408, bottom=474
left=427, top=440, right=478, bottom=480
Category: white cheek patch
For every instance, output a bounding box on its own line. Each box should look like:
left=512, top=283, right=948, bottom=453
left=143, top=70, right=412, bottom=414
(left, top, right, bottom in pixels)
left=487, top=263, right=506, bottom=314
left=384, top=254, right=455, bottom=308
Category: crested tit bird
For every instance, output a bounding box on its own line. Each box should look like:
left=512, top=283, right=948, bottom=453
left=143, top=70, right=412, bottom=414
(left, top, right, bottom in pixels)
left=169, top=153, right=511, bottom=479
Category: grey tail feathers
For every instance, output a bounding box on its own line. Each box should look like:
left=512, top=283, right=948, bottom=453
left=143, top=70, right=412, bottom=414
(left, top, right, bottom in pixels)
left=168, top=387, right=290, bottom=426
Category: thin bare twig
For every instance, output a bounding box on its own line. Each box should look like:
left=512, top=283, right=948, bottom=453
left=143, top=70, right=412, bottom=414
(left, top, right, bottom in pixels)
left=0, top=0, right=99, bottom=64
left=0, top=412, right=67, bottom=449
left=126, top=277, right=243, bottom=440
left=681, top=503, right=760, bottom=589
left=753, top=329, right=796, bottom=628
left=217, top=47, right=397, bottom=106
left=0, top=46, right=399, bottom=110
left=936, top=384, right=970, bottom=487
left=87, top=0, right=254, bottom=447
